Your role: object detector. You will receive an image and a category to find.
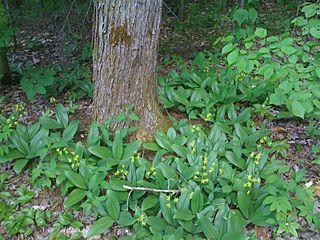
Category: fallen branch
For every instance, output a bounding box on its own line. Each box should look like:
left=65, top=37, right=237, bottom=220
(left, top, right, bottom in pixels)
left=123, top=185, right=179, bottom=193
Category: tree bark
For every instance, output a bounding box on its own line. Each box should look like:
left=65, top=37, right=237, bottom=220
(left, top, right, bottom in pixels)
left=0, top=47, right=11, bottom=88
left=93, top=0, right=169, bottom=141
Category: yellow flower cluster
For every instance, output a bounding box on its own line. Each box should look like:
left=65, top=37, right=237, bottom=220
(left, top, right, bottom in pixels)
left=6, top=116, right=18, bottom=128
left=249, top=151, right=263, bottom=165
left=188, top=140, right=196, bottom=154
left=130, top=150, right=141, bottom=163
left=114, top=164, right=128, bottom=180
left=55, top=148, right=80, bottom=169
left=49, top=97, right=57, bottom=104
left=15, top=103, right=24, bottom=112
left=235, top=73, right=246, bottom=81
left=204, top=113, right=212, bottom=122
left=165, top=194, right=179, bottom=208
left=243, top=174, right=260, bottom=194
left=137, top=214, right=146, bottom=226
left=146, top=166, right=156, bottom=178
left=192, top=125, right=201, bottom=133
left=192, top=156, right=215, bottom=185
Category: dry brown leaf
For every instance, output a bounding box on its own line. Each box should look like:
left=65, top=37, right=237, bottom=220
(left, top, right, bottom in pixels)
left=270, top=126, right=287, bottom=133
left=315, top=185, right=320, bottom=198
left=255, top=226, right=270, bottom=240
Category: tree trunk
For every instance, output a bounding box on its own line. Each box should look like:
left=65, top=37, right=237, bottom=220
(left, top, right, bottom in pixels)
left=0, top=47, right=11, bottom=88
left=93, top=0, right=169, bottom=141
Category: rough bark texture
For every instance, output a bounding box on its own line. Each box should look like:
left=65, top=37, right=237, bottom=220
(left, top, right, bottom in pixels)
left=93, top=0, right=169, bottom=141
left=0, top=47, right=11, bottom=88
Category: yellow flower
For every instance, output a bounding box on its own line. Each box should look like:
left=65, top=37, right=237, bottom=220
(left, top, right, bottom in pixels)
left=247, top=175, right=252, bottom=181
left=114, top=170, right=120, bottom=176
left=165, top=202, right=171, bottom=208
left=255, top=152, right=262, bottom=159
left=137, top=214, right=145, bottom=222
left=193, top=175, right=198, bottom=180
left=195, top=171, right=200, bottom=176
left=202, top=172, right=208, bottom=177
left=150, top=166, right=156, bottom=171
left=174, top=198, right=179, bottom=203
left=202, top=165, right=206, bottom=170
left=254, top=160, right=259, bottom=165
left=166, top=195, right=171, bottom=201
left=249, top=152, right=255, bottom=158
left=203, top=158, right=208, bottom=164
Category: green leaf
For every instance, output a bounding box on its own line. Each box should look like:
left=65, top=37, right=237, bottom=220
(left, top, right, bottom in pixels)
left=291, top=100, right=305, bottom=118
left=143, top=143, right=162, bottom=151
left=310, top=27, right=320, bottom=38
left=122, top=140, right=142, bottom=160
left=142, top=195, right=159, bottom=211
left=56, top=104, right=68, bottom=128
left=225, top=151, right=245, bottom=169
left=227, top=50, right=239, bottom=65
left=159, top=193, right=174, bottom=225
left=106, top=191, right=120, bottom=220
left=117, top=212, right=136, bottom=226
left=248, top=8, right=258, bottom=23
left=39, top=116, right=62, bottom=129
left=65, top=171, right=87, bottom=189
left=222, top=44, right=234, bottom=54
left=0, top=150, right=24, bottom=163
left=237, top=192, right=251, bottom=219
left=233, top=8, right=248, bottom=26
left=197, top=213, right=218, bottom=240
left=64, top=189, right=87, bottom=208
left=159, top=162, right=178, bottom=179
left=63, top=120, right=80, bottom=142
left=88, top=146, right=112, bottom=159
left=254, top=28, right=267, bottom=38
left=191, top=186, right=204, bottom=214
left=87, top=125, right=100, bottom=146
left=112, top=130, right=123, bottom=159
left=13, top=159, right=29, bottom=174
left=222, top=231, right=249, bottom=240
left=87, top=216, right=114, bottom=237
left=174, top=208, right=195, bottom=221
left=155, top=131, right=172, bottom=151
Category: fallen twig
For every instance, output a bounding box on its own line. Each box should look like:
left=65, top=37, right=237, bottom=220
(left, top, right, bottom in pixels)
left=123, top=185, right=179, bottom=193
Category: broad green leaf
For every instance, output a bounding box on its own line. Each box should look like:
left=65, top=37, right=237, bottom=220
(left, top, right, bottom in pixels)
left=159, top=193, right=174, bottom=225
left=142, top=195, right=159, bottom=211
left=155, top=131, right=172, bottom=151
left=87, top=216, right=114, bottom=237
left=159, top=162, right=178, bottom=179
left=191, top=186, right=204, bottom=214
left=227, top=50, right=239, bottom=65
left=63, top=120, right=80, bottom=142
left=117, top=212, right=136, bottom=226
left=88, top=146, right=112, bottom=159
left=56, top=104, right=68, bottom=128
left=143, top=143, right=162, bottom=151
left=65, top=171, right=87, bottom=189
left=222, top=44, right=234, bottom=55
left=174, top=208, right=195, bottom=221
left=248, top=8, right=258, bottom=23
left=237, top=192, right=251, bottom=219
left=291, top=100, right=305, bottom=118
left=254, top=28, right=267, bottom=38
left=64, top=189, right=87, bottom=208
left=13, top=159, right=29, bottom=174
left=233, top=8, right=248, bottom=26
left=310, top=27, right=320, bottom=38
left=112, top=130, right=123, bottom=159
left=122, top=140, right=142, bottom=160
left=39, top=116, right=61, bottom=129
left=106, top=191, right=120, bottom=220
left=197, top=213, right=219, bottom=240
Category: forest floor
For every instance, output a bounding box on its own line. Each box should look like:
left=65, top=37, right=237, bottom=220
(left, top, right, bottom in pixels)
left=1, top=3, right=320, bottom=240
